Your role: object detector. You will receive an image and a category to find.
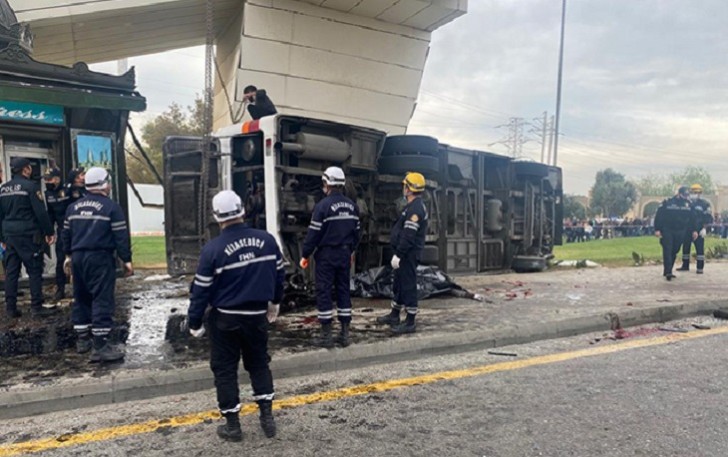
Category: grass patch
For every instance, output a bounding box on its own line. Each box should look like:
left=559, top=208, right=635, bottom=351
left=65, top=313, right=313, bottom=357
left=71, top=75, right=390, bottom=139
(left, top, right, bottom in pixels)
left=553, top=235, right=727, bottom=267
left=131, top=236, right=166, bottom=269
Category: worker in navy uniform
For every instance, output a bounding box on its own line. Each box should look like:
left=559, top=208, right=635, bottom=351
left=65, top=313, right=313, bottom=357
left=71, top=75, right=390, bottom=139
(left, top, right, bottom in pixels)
left=243, top=85, right=277, bottom=120
left=66, top=168, right=86, bottom=204
left=376, top=172, right=428, bottom=334
left=62, top=167, right=133, bottom=361
left=299, top=166, right=361, bottom=348
left=654, top=186, right=696, bottom=281
left=185, top=190, right=284, bottom=442
left=44, top=167, right=71, bottom=301
left=676, top=183, right=713, bottom=274
left=0, top=158, right=57, bottom=319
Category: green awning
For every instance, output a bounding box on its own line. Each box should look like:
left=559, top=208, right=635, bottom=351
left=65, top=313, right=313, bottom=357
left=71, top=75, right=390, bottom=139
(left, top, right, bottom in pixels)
left=0, top=82, right=146, bottom=112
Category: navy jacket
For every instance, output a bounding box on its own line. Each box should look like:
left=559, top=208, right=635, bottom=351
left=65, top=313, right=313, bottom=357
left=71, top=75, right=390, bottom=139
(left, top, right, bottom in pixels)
left=691, top=198, right=713, bottom=231
left=46, top=184, right=70, bottom=230
left=188, top=224, right=285, bottom=329
left=62, top=193, right=132, bottom=262
left=302, top=191, right=361, bottom=259
left=66, top=184, right=86, bottom=205
left=654, top=196, right=694, bottom=232
left=391, top=197, right=428, bottom=258
left=0, top=175, right=54, bottom=241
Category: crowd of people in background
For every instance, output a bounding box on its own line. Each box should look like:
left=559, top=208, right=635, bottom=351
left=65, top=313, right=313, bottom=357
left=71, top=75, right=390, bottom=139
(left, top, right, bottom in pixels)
left=563, top=214, right=728, bottom=243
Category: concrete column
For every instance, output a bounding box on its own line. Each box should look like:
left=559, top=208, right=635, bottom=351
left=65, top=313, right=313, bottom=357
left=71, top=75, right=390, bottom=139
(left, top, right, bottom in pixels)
left=215, top=0, right=449, bottom=133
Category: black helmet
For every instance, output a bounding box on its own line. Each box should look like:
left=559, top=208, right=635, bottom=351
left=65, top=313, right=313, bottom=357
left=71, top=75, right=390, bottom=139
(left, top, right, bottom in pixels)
left=677, top=186, right=690, bottom=197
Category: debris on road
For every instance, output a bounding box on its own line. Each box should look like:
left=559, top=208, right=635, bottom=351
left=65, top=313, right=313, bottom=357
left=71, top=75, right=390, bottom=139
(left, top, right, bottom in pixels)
left=350, top=266, right=475, bottom=301
left=487, top=350, right=518, bottom=357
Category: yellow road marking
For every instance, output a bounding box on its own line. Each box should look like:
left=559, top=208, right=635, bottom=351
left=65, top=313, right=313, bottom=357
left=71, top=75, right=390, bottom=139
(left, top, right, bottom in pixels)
left=2, top=326, right=727, bottom=456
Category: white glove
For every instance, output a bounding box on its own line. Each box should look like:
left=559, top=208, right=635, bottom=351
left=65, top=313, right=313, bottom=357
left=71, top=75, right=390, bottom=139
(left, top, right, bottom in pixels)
left=391, top=255, right=401, bottom=270
left=189, top=326, right=206, bottom=338
left=267, top=303, right=280, bottom=323
left=700, top=228, right=707, bottom=237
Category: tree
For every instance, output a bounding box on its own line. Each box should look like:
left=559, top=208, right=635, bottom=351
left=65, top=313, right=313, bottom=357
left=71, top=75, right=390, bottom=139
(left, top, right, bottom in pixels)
left=670, top=166, right=714, bottom=194
left=127, top=97, right=205, bottom=184
left=563, top=194, right=587, bottom=220
left=589, top=168, right=637, bottom=218
left=634, top=166, right=715, bottom=197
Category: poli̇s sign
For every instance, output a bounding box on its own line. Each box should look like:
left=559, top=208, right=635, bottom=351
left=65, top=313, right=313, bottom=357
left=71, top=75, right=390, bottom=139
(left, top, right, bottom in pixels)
left=0, top=101, right=65, bottom=126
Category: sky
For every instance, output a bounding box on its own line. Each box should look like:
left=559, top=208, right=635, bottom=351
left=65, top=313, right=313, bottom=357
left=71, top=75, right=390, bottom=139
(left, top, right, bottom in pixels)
left=91, top=0, right=728, bottom=196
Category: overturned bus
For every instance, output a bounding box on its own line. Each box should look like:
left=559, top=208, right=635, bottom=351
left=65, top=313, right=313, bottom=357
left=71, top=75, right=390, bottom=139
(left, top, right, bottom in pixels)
left=163, top=115, right=563, bottom=284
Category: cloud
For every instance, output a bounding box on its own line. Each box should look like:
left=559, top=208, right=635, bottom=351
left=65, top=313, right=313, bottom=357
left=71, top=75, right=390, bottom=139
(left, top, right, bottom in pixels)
left=409, top=0, right=728, bottom=194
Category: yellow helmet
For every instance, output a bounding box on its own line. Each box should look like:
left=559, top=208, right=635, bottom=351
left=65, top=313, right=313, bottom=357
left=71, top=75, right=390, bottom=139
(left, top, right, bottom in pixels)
left=403, top=172, right=426, bottom=193
left=690, top=183, right=703, bottom=193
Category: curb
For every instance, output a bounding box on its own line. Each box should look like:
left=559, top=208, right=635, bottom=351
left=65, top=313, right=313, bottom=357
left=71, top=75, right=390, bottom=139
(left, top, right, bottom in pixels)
left=1, top=299, right=725, bottom=420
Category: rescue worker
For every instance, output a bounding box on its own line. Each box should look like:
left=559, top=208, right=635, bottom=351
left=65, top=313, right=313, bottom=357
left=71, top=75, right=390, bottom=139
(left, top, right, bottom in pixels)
left=0, top=158, right=56, bottom=319
left=243, top=85, right=277, bottom=120
left=185, top=190, right=283, bottom=442
left=654, top=186, right=696, bottom=281
left=376, top=172, right=428, bottom=334
left=44, top=167, right=71, bottom=301
left=62, top=167, right=133, bottom=361
left=299, top=167, right=361, bottom=348
left=66, top=168, right=86, bottom=204
left=676, top=184, right=713, bottom=274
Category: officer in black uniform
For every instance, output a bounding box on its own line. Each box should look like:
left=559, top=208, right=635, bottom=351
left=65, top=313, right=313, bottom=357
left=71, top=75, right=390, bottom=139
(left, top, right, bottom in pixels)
left=44, top=167, right=71, bottom=301
left=62, top=167, right=133, bottom=360
left=243, top=85, right=278, bottom=120
left=654, top=186, right=696, bottom=281
left=0, top=158, right=56, bottom=319
left=300, top=166, right=361, bottom=348
left=186, top=190, right=284, bottom=442
left=677, top=183, right=713, bottom=274
left=376, top=172, right=428, bottom=334
left=66, top=168, right=86, bottom=204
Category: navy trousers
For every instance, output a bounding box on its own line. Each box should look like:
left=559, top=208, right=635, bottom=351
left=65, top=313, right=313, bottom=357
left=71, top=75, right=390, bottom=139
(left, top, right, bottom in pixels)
left=660, top=230, right=684, bottom=276
left=3, top=235, right=44, bottom=312
left=71, top=251, right=116, bottom=338
left=680, top=234, right=705, bottom=271
left=209, top=310, right=274, bottom=414
left=313, top=246, right=352, bottom=324
left=392, top=251, right=418, bottom=316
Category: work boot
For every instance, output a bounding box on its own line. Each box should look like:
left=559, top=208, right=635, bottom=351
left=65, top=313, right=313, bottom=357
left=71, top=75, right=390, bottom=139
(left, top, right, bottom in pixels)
left=313, top=322, right=334, bottom=348
left=391, top=315, right=416, bottom=335
left=664, top=273, right=676, bottom=281
left=336, top=322, right=351, bottom=347
left=258, top=402, right=276, bottom=438
left=31, top=306, right=58, bottom=318
left=697, top=270, right=704, bottom=274
left=676, top=266, right=689, bottom=272
left=76, top=335, right=92, bottom=354
left=6, top=308, right=22, bottom=319
left=376, top=310, right=400, bottom=327
left=217, top=412, right=243, bottom=442
left=89, top=336, right=124, bottom=363
left=53, top=287, right=65, bottom=302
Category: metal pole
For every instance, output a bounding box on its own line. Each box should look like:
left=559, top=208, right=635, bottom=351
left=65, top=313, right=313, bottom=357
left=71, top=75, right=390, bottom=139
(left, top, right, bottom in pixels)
left=553, top=0, right=567, bottom=167
left=539, top=111, right=547, bottom=163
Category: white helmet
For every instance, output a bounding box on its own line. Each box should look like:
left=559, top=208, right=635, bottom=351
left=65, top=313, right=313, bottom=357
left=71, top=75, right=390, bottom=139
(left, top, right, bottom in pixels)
left=212, top=190, right=245, bottom=222
left=322, top=166, right=345, bottom=186
left=85, top=167, right=110, bottom=189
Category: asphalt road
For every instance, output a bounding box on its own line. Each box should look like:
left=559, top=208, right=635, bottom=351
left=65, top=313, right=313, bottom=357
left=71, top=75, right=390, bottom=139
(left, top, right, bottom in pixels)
left=2, top=320, right=728, bottom=457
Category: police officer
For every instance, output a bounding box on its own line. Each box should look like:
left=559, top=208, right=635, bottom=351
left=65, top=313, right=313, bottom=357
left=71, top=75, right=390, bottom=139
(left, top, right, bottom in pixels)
left=186, top=190, right=284, bottom=442
left=376, top=172, right=428, bottom=334
left=44, top=167, right=71, bottom=301
left=66, top=168, right=86, bottom=204
left=62, top=167, right=133, bottom=361
left=676, top=184, right=713, bottom=274
left=299, top=167, right=361, bottom=348
left=654, top=186, right=696, bottom=281
left=0, top=158, right=56, bottom=319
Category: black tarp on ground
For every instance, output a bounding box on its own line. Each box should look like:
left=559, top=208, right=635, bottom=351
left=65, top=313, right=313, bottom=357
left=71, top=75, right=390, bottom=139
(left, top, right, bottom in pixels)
left=350, top=265, right=475, bottom=300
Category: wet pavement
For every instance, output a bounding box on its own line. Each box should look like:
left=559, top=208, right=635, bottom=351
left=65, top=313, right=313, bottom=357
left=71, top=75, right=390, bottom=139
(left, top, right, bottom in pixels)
left=1, top=261, right=727, bottom=390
